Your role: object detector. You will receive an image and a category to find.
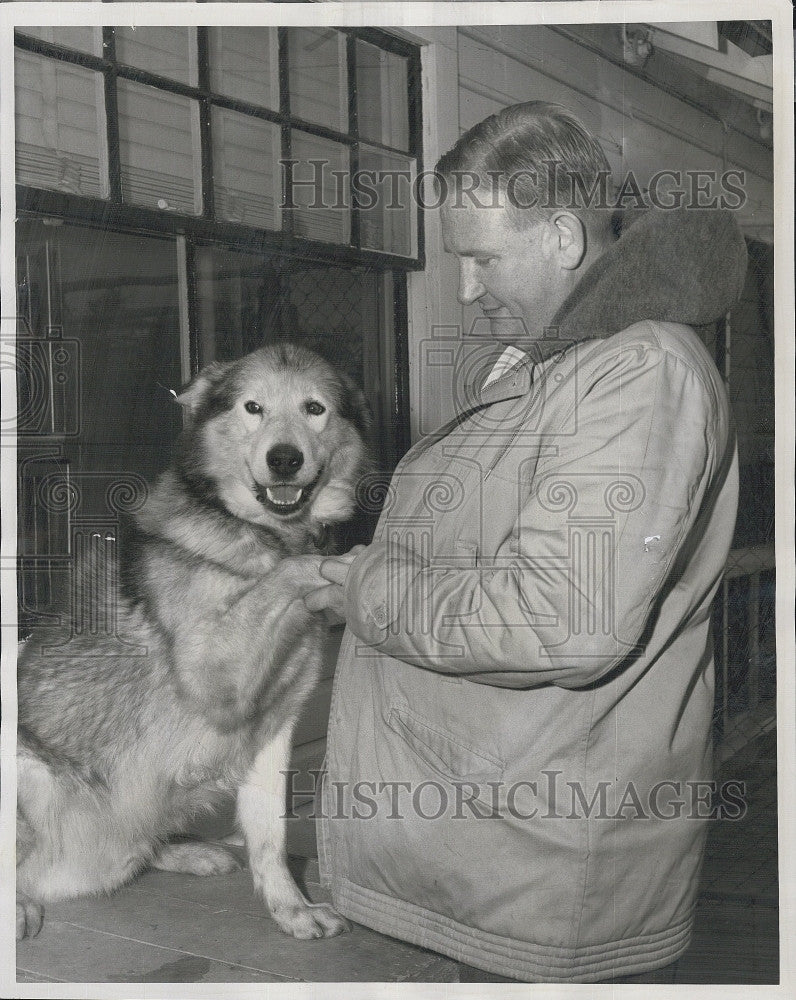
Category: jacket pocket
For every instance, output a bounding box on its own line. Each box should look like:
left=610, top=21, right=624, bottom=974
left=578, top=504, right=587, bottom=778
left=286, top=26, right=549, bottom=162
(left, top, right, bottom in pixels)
left=387, top=707, right=504, bottom=784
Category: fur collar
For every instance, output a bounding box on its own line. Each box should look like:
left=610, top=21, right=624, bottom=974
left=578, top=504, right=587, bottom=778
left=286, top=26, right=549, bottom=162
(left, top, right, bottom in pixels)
left=543, top=207, right=748, bottom=361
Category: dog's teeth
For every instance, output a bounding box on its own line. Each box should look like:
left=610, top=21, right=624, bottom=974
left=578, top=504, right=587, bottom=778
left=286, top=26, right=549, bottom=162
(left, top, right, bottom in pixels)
left=265, top=486, right=303, bottom=506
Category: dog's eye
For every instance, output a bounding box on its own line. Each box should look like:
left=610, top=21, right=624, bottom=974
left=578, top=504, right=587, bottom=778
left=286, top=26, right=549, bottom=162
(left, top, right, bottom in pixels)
left=305, top=400, right=326, bottom=416
left=244, top=400, right=263, bottom=415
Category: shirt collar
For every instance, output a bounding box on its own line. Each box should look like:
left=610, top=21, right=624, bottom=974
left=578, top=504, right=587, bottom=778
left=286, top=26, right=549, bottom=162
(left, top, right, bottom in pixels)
left=479, top=348, right=534, bottom=405
left=482, top=345, right=528, bottom=389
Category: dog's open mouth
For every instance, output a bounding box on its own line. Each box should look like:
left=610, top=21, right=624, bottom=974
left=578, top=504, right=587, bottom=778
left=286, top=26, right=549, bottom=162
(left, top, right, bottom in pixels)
left=254, top=472, right=322, bottom=517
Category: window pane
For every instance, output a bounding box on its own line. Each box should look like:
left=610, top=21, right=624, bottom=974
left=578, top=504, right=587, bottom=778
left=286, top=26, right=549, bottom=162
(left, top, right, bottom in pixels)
left=114, top=27, right=197, bottom=86
left=212, top=108, right=280, bottom=229
left=358, top=145, right=416, bottom=257
left=288, top=28, right=347, bottom=131
left=356, top=40, right=409, bottom=151
left=289, top=132, right=350, bottom=244
left=208, top=27, right=277, bottom=108
left=15, top=50, right=108, bottom=198
left=117, top=79, right=202, bottom=215
left=16, top=219, right=183, bottom=464
left=18, top=26, right=103, bottom=56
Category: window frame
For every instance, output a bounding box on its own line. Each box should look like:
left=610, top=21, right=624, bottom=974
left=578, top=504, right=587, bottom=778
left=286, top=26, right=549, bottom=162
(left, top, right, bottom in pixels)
left=14, top=25, right=424, bottom=272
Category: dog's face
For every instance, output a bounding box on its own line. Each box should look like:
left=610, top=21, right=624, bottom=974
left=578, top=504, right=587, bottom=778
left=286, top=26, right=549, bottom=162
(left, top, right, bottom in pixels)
left=177, top=343, right=370, bottom=528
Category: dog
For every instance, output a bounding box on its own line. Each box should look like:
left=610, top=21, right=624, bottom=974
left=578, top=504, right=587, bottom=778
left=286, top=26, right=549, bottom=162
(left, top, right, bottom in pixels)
left=16, top=342, right=371, bottom=942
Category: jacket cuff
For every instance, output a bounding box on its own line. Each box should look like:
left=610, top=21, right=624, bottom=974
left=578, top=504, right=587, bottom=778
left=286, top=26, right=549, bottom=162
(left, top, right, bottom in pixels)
left=343, top=539, right=426, bottom=646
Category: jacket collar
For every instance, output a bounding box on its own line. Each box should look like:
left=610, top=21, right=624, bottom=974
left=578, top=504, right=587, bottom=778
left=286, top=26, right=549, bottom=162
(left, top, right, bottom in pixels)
left=542, top=206, right=748, bottom=364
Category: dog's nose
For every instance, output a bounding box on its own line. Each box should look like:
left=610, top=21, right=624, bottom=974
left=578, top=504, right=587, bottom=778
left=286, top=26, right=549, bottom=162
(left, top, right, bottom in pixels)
left=266, top=444, right=304, bottom=477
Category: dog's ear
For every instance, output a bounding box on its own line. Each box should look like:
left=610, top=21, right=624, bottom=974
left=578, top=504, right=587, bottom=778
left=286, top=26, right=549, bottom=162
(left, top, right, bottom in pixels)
left=339, top=375, right=372, bottom=439
left=175, top=361, right=233, bottom=424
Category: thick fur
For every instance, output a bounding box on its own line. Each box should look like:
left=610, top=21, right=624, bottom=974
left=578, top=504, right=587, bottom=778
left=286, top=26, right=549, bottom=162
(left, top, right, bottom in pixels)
left=17, top=343, right=370, bottom=941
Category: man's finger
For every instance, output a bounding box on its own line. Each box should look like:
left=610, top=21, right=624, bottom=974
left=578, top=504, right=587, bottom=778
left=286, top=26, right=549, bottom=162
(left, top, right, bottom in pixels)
left=319, top=558, right=352, bottom=585
left=333, top=544, right=366, bottom=564
left=304, top=582, right=345, bottom=614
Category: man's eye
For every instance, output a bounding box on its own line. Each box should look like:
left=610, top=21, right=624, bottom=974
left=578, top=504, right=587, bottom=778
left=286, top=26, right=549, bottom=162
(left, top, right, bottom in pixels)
left=475, top=257, right=494, bottom=267
left=305, top=400, right=326, bottom=416
left=244, top=400, right=263, bottom=414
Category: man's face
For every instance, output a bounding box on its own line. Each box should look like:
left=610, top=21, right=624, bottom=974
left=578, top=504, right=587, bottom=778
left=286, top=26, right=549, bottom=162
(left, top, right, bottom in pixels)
left=441, top=197, right=567, bottom=343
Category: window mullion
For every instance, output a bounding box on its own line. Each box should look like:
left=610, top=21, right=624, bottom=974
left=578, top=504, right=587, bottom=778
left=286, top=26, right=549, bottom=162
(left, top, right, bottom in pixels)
left=102, top=28, right=122, bottom=202
left=278, top=28, right=294, bottom=238
left=196, top=28, right=214, bottom=219
left=407, top=42, right=423, bottom=259
left=176, top=235, right=193, bottom=385
left=347, top=33, right=360, bottom=250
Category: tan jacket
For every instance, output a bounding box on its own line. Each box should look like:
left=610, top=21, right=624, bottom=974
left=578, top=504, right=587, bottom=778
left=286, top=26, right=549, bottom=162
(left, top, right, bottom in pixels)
left=319, top=318, right=738, bottom=981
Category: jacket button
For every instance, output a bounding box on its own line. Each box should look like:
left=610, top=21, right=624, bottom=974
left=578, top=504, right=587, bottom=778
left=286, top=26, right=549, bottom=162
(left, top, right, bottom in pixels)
left=372, top=606, right=388, bottom=628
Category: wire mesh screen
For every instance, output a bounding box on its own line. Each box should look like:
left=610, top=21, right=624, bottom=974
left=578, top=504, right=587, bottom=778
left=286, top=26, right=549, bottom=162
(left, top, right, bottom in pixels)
left=273, top=268, right=371, bottom=380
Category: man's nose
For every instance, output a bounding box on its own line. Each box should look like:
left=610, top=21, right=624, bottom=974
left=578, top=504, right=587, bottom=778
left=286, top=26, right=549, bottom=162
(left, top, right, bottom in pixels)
left=457, top=258, right=485, bottom=305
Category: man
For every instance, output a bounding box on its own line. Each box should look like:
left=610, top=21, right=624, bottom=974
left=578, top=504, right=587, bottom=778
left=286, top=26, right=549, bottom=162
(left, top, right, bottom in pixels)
left=305, top=102, right=745, bottom=983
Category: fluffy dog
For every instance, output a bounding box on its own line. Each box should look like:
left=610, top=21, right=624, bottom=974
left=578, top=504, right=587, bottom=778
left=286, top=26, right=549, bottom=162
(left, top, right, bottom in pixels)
left=17, top=342, right=370, bottom=942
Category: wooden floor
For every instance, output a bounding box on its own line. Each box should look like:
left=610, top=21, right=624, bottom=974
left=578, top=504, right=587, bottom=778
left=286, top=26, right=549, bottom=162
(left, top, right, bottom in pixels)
left=15, top=729, right=779, bottom=986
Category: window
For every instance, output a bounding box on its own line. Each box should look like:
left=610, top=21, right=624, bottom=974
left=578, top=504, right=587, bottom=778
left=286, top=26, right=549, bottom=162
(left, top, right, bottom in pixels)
left=15, top=26, right=423, bottom=262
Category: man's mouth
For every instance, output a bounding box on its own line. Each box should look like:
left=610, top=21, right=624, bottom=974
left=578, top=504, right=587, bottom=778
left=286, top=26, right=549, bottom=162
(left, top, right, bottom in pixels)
left=254, top=472, right=322, bottom=517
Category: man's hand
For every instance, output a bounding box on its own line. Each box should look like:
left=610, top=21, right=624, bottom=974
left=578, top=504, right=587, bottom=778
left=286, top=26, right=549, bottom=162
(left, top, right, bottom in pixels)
left=272, top=554, right=328, bottom=596
left=304, top=545, right=367, bottom=622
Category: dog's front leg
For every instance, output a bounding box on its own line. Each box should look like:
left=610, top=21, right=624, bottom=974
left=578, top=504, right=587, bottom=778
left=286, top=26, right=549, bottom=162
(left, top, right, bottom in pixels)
left=16, top=890, right=44, bottom=941
left=237, top=723, right=350, bottom=940
left=16, top=791, right=44, bottom=939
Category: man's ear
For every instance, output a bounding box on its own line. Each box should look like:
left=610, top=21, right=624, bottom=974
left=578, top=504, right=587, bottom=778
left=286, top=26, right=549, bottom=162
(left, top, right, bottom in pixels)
left=551, top=211, right=587, bottom=270
left=175, top=361, right=232, bottom=423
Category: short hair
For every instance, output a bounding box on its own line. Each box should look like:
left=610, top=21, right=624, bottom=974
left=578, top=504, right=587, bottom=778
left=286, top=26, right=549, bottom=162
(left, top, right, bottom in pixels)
left=435, top=101, right=614, bottom=235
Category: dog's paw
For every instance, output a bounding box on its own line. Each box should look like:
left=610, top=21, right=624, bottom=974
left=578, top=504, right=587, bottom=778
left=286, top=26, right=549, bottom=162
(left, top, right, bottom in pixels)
left=152, top=841, right=242, bottom=876
left=273, top=555, right=326, bottom=595
left=272, top=901, right=351, bottom=940
left=16, top=893, right=44, bottom=941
